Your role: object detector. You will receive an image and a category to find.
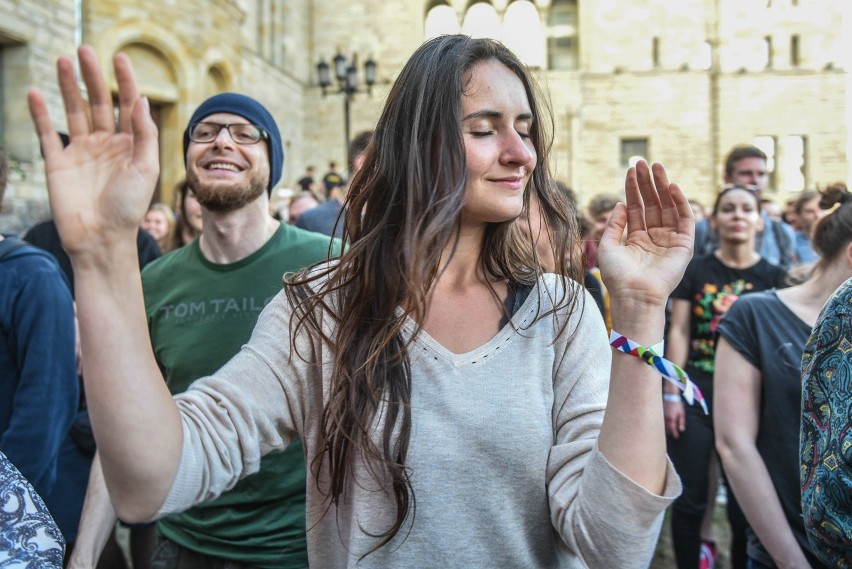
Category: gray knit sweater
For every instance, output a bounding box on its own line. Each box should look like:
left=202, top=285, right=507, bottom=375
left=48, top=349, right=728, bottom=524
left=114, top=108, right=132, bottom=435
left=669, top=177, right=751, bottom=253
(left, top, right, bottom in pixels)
left=159, top=275, right=680, bottom=567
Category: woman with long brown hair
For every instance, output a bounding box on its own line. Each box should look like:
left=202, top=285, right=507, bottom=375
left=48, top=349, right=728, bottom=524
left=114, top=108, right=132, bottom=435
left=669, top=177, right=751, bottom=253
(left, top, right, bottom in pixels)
left=30, top=36, right=693, bottom=566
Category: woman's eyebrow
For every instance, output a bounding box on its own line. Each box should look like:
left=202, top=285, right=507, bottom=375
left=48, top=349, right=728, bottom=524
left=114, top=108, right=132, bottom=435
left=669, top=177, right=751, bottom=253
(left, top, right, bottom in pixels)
left=461, top=109, right=534, bottom=122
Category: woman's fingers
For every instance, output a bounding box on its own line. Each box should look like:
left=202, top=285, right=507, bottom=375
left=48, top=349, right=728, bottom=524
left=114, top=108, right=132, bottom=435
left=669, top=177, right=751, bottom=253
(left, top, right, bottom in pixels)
left=78, top=45, right=115, bottom=135
left=652, top=163, right=680, bottom=230
left=623, top=165, right=646, bottom=234
left=57, top=55, right=90, bottom=138
left=131, top=96, right=159, bottom=175
left=27, top=89, right=62, bottom=161
left=669, top=182, right=695, bottom=244
left=114, top=52, right=140, bottom=135
left=636, top=160, right=663, bottom=229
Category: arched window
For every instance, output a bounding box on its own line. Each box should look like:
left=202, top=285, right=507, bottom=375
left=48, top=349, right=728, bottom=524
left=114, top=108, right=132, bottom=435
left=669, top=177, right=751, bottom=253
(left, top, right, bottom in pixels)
left=462, top=1, right=500, bottom=39
left=425, top=2, right=459, bottom=39
left=547, top=0, right=578, bottom=70
left=502, top=1, right=545, bottom=68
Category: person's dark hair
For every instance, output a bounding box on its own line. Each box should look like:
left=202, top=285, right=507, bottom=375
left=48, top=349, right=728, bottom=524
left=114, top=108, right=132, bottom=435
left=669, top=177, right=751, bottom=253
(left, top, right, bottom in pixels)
left=712, top=184, right=761, bottom=216
left=284, top=35, right=580, bottom=555
left=724, top=145, right=767, bottom=180
left=348, top=131, right=373, bottom=173
left=794, top=190, right=818, bottom=216
left=813, top=183, right=852, bottom=268
left=169, top=179, right=199, bottom=250
left=587, top=194, right=621, bottom=218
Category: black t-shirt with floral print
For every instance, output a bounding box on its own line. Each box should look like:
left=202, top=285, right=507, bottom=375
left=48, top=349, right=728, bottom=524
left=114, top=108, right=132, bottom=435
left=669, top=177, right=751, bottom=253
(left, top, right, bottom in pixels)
left=671, top=253, right=786, bottom=375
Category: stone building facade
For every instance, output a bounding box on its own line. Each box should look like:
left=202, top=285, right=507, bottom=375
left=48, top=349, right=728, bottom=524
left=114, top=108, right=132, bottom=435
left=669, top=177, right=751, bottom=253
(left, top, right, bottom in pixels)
left=1, top=0, right=849, bottom=232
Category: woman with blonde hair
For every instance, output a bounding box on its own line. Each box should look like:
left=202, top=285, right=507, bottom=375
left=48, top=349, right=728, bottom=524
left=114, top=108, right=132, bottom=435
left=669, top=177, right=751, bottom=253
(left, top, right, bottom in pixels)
left=169, top=180, right=202, bottom=250
left=141, top=202, right=175, bottom=253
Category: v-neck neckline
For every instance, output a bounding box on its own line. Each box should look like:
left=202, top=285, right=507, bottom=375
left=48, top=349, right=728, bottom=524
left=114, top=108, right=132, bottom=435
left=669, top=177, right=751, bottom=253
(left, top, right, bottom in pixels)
left=397, top=278, right=542, bottom=366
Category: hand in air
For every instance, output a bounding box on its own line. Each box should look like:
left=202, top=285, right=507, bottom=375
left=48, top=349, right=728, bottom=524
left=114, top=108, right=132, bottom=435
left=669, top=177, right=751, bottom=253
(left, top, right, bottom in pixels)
left=597, top=161, right=694, bottom=308
left=27, top=45, right=159, bottom=259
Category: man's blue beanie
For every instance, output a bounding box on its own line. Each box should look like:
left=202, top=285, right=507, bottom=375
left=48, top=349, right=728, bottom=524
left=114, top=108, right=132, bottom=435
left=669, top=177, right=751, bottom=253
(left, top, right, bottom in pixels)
left=183, top=93, right=283, bottom=194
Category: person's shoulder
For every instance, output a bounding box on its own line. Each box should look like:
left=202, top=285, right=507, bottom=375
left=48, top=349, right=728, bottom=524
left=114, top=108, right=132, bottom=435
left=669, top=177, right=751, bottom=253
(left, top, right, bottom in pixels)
left=822, top=278, right=852, bottom=317
left=1, top=241, right=62, bottom=272
left=0, top=242, right=70, bottom=301
left=728, top=289, right=778, bottom=314
left=275, top=222, right=340, bottom=258
left=685, top=251, right=716, bottom=273
left=141, top=242, right=196, bottom=282
left=22, top=219, right=59, bottom=243
left=135, top=228, right=162, bottom=268
left=754, top=256, right=786, bottom=278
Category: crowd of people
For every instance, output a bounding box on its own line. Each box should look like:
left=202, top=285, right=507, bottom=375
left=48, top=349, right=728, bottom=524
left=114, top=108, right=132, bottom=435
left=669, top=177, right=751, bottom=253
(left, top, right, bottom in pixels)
left=2, top=33, right=852, bottom=569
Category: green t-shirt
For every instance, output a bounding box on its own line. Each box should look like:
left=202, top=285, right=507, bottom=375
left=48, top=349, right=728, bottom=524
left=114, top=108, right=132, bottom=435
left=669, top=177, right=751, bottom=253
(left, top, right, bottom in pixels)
left=142, top=223, right=335, bottom=568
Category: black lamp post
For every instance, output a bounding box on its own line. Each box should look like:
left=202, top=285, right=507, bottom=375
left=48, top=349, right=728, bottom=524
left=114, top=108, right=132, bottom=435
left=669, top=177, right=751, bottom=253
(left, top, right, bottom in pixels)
left=317, top=52, right=377, bottom=159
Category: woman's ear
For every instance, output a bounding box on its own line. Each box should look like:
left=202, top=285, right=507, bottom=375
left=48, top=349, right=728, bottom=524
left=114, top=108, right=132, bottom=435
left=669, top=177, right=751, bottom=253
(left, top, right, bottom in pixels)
left=845, top=241, right=852, bottom=270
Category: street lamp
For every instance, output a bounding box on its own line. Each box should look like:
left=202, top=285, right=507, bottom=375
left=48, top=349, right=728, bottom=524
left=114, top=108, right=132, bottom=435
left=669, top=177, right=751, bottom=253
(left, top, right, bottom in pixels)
left=317, top=52, right=377, bottom=159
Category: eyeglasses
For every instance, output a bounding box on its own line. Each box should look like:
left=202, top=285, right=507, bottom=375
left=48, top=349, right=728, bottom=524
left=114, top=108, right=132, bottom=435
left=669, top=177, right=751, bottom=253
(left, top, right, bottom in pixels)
left=188, top=122, right=267, bottom=145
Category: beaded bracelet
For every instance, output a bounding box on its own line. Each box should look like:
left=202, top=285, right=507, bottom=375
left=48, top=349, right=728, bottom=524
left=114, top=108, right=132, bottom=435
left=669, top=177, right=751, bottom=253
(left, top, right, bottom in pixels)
left=610, top=330, right=708, bottom=414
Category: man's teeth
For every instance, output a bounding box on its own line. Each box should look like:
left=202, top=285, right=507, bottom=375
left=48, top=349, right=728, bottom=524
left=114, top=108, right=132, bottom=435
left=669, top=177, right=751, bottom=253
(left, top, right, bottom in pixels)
left=209, top=163, right=239, bottom=171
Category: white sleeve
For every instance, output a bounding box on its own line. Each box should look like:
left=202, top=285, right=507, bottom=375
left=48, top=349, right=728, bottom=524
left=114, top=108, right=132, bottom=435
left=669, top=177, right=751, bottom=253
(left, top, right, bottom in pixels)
left=157, top=289, right=320, bottom=517
left=546, top=289, right=681, bottom=567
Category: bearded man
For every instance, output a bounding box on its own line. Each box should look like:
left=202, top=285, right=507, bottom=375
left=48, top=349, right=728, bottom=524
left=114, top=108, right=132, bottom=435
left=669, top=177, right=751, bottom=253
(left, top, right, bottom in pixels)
left=70, top=93, right=335, bottom=569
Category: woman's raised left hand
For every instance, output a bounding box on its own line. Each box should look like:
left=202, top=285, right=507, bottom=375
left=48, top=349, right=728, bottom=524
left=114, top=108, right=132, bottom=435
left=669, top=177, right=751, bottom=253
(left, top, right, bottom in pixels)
left=597, top=160, right=694, bottom=310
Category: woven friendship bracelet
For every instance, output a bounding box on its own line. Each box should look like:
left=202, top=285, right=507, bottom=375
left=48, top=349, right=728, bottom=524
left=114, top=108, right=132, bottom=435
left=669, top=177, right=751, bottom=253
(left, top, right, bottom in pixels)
left=609, top=330, right=708, bottom=414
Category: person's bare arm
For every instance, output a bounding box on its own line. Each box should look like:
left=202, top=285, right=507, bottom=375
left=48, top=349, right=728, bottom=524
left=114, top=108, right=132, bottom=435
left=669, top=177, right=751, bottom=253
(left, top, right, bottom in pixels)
left=66, top=454, right=119, bottom=569
left=663, top=299, right=691, bottom=438
left=596, top=161, right=694, bottom=494
left=27, top=46, right=181, bottom=521
left=715, top=338, right=812, bottom=569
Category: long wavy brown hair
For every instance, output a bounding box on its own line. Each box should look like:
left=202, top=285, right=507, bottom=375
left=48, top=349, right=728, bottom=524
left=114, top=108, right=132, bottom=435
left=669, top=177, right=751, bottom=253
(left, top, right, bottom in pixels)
left=285, top=35, right=584, bottom=554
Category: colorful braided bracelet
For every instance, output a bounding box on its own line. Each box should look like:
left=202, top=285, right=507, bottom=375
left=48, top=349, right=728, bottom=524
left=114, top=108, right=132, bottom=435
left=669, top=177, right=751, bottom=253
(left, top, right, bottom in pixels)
left=609, top=330, right=708, bottom=414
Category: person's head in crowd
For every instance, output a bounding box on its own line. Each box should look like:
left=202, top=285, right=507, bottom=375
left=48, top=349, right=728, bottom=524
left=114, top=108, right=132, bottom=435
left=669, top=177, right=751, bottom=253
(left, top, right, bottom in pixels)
left=784, top=198, right=800, bottom=228
left=688, top=199, right=706, bottom=222
left=183, top=93, right=283, bottom=211
left=724, top=145, right=769, bottom=193
left=587, top=194, right=621, bottom=245
left=794, top=191, right=821, bottom=236
left=287, top=192, right=319, bottom=224
left=171, top=180, right=203, bottom=249
left=348, top=131, right=373, bottom=179
left=760, top=198, right=783, bottom=222
left=711, top=184, right=763, bottom=246
left=142, top=202, right=176, bottom=253
left=812, top=184, right=852, bottom=272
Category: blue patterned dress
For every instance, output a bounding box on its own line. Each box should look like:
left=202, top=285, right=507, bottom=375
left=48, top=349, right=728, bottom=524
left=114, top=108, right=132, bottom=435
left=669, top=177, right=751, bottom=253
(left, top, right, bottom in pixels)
left=0, top=451, right=64, bottom=567
left=801, top=277, right=852, bottom=567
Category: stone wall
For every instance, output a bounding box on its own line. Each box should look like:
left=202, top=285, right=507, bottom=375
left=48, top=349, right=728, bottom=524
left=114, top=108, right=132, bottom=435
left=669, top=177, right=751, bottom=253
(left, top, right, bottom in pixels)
left=1, top=0, right=849, bottom=234
left=0, top=0, right=76, bottom=233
